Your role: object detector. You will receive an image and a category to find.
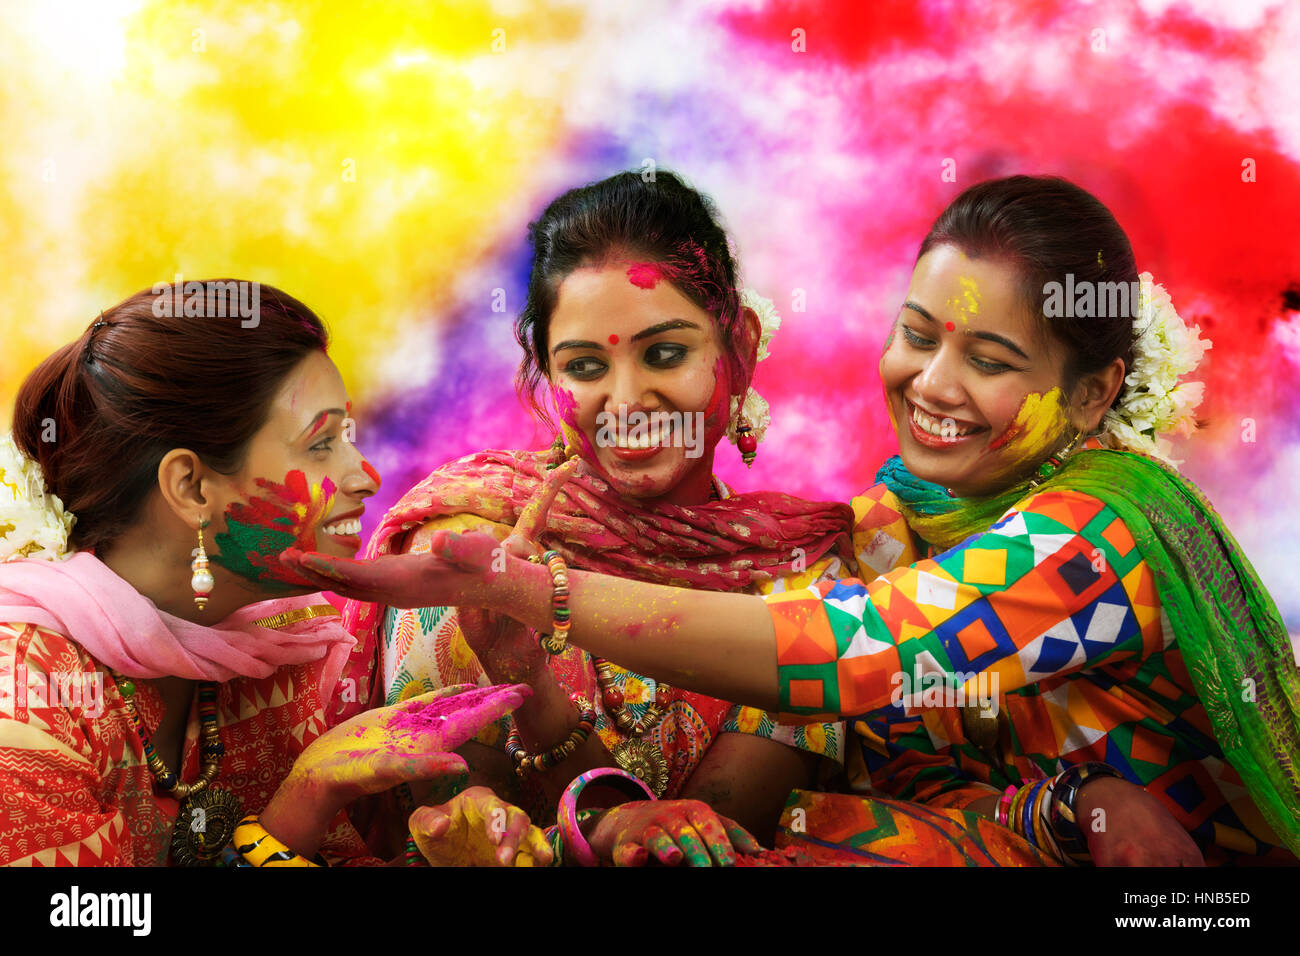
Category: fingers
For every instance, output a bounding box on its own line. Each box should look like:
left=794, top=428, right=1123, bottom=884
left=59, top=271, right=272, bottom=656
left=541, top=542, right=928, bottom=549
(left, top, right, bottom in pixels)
left=719, top=814, right=764, bottom=856
left=514, top=456, right=581, bottom=541
left=409, top=804, right=451, bottom=841
left=687, top=807, right=736, bottom=866
left=521, top=825, right=554, bottom=867
left=641, top=824, right=684, bottom=865
left=669, top=821, right=713, bottom=867
left=612, top=841, right=649, bottom=867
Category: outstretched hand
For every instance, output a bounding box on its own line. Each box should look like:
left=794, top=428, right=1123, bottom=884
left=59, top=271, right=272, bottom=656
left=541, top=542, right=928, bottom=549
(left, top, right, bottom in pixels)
left=291, top=683, right=530, bottom=806
left=278, top=530, right=504, bottom=609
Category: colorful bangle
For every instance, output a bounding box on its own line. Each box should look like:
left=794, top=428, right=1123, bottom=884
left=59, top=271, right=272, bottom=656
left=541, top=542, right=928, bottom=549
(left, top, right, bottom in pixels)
left=1030, top=779, right=1055, bottom=855
left=404, top=833, right=427, bottom=867
left=544, top=808, right=602, bottom=867
left=1048, top=761, right=1124, bottom=865
left=505, top=693, right=597, bottom=776
left=1019, top=779, right=1049, bottom=848
left=556, top=767, right=657, bottom=867
left=530, top=549, right=571, bottom=655
left=232, top=814, right=325, bottom=867
left=995, top=785, right=1019, bottom=827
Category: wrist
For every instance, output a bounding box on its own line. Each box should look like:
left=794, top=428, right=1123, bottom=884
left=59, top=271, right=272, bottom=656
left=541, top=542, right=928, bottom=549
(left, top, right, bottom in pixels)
left=262, top=767, right=343, bottom=857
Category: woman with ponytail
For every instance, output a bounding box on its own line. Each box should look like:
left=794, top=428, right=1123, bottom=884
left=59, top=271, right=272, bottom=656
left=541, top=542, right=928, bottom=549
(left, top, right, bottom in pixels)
left=0, top=282, right=545, bottom=866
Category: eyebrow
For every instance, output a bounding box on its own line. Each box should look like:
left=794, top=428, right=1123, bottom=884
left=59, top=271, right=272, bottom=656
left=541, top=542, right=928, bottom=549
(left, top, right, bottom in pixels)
left=551, top=319, right=703, bottom=356
left=300, top=408, right=347, bottom=440
left=902, top=301, right=1030, bottom=361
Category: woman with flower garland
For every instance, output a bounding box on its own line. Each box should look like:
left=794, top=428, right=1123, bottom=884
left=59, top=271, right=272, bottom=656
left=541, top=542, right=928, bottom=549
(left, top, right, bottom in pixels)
left=0, top=283, right=549, bottom=867
left=288, top=176, right=1299, bottom=865
left=331, top=171, right=862, bottom=864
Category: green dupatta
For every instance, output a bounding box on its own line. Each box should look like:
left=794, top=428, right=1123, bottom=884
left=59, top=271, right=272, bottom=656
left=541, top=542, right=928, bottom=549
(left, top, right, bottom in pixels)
left=879, top=448, right=1300, bottom=856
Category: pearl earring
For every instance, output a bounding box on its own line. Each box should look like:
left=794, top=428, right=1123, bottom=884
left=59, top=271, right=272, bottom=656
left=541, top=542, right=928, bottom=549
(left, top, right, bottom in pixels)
left=191, top=520, right=214, bottom=611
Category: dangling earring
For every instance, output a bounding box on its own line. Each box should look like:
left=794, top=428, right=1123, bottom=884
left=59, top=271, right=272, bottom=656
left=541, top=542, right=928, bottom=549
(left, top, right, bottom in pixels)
left=735, top=414, right=758, bottom=467
left=191, top=519, right=214, bottom=611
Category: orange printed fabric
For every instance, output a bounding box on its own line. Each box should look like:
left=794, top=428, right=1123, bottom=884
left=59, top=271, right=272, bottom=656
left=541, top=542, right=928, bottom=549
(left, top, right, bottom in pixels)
left=775, top=789, right=1053, bottom=866
left=0, top=621, right=378, bottom=866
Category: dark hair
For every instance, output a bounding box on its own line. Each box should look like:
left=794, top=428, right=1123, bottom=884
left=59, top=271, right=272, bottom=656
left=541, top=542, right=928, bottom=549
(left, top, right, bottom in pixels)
left=917, top=175, right=1137, bottom=401
left=514, top=170, right=743, bottom=420
left=13, top=280, right=329, bottom=552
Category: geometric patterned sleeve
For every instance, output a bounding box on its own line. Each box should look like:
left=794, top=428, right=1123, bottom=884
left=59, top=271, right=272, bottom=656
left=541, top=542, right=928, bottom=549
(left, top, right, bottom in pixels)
left=719, top=552, right=849, bottom=766
left=0, top=622, right=127, bottom=866
left=771, top=488, right=1160, bottom=721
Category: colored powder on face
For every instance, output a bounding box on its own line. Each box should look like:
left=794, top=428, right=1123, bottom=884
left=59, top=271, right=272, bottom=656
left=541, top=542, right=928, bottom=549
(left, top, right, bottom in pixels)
left=626, top=262, right=664, bottom=289
left=305, top=411, right=330, bottom=440
left=361, top=459, right=382, bottom=488
left=987, top=388, right=1068, bottom=460
left=946, top=276, right=981, bottom=325
left=212, top=470, right=337, bottom=589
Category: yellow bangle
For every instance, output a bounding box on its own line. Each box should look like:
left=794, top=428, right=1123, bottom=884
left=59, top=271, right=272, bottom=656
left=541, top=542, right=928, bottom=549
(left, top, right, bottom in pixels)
left=232, top=814, right=324, bottom=867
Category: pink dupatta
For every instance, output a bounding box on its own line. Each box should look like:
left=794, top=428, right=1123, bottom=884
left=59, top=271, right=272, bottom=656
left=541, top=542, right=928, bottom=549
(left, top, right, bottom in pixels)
left=0, top=551, right=356, bottom=696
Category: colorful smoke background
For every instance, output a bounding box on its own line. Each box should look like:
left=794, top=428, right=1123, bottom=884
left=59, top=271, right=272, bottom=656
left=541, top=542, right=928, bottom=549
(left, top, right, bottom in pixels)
left=2, top=1, right=1298, bottom=631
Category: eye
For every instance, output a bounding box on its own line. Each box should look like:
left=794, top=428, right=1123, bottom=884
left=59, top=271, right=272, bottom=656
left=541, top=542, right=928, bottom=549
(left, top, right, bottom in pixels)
left=645, top=343, right=688, bottom=367
left=310, top=436, right=335, bottom=454
left=901, top=325, right=935, bottom=348
left=563, top=356, right=606, bottom=380
left=971, top=356, right=1012, bottom=374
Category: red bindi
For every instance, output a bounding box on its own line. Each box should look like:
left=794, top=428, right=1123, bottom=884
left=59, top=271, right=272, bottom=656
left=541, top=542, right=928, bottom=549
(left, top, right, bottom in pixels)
left=608, top=334, right=620, bottom=345
left=945, top=321, right=955, bottom=332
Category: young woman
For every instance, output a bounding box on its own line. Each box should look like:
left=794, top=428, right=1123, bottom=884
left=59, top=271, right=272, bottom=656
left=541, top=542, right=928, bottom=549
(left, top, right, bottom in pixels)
left=331, top=172, right=855, bottom=860
left=0, top=282, right=547, bottom=867
left=287, top=176, right=1299, bottom=865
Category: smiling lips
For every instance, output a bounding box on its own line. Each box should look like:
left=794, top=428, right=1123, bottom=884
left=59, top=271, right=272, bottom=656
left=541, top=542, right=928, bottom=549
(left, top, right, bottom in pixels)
left=607, top=418, right=675, bottom=462
left=905, top=398, right=988, bottom=449
left=321, top=509, right=363, bottom=539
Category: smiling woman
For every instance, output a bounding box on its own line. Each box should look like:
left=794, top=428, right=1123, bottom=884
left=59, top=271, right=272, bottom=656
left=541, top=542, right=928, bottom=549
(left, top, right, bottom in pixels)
left=331, top=171, right=858, bottom=863
left=0, top=282, right=544, bottom=867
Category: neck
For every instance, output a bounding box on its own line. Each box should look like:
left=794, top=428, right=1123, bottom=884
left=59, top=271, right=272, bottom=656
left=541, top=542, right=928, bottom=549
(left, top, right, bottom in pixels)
left=98, top=525, right=275, bottom=625
left=636, top=449, right=719, bottom=507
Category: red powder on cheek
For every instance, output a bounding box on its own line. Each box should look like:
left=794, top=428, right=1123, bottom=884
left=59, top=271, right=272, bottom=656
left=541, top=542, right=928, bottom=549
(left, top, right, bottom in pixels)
left=626, top=262, right=663, bottom=289
left=361, top=460, right=382, bottom=487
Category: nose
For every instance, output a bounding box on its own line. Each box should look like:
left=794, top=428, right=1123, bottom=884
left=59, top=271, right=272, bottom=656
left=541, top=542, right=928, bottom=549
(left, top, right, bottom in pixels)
left=339, top=443, right=380, bottom=500
left=911, top=344, right=967, bottom=410
left=603, top=363, right=658, bottom=416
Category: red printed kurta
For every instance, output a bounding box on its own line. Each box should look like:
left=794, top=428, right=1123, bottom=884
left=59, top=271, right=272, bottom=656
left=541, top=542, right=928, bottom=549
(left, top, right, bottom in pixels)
left=0, top=621, right=379, bottom=866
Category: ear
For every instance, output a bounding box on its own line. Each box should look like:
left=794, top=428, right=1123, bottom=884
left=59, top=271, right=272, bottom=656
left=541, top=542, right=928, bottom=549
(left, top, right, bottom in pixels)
left=157, top=449, right=216, bottom=530
left=733, top=306, right=761, bottom=393
left=1070, top=357, right=1127, bottom=433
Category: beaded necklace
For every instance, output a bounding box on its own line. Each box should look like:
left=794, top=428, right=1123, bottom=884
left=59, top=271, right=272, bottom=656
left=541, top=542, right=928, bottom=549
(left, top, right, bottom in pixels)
left=110, top=603, right=339, bottom=866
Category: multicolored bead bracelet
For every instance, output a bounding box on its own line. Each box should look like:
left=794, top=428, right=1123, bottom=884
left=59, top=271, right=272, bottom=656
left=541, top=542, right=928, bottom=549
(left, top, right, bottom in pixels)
left=505, top=693, right=596, bottom=776
left=529, top=549, right=571, bottom=655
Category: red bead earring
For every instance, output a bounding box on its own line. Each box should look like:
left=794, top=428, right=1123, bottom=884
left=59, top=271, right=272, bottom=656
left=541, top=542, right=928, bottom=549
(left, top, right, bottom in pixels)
left=735, top=415, right=758, bottom=467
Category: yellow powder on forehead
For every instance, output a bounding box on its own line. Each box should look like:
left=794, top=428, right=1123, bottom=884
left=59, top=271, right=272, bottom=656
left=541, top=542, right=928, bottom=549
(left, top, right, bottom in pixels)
left=946, top=276, right=981, bottom=324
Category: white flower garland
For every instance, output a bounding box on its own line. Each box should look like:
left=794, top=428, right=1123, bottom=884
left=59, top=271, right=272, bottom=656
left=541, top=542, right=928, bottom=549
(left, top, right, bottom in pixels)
left=727, top=289, right=781, bottom=446
left=1100, top=272, right=1212, bottom=467
left=0, top=431, right=76, bottom=562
